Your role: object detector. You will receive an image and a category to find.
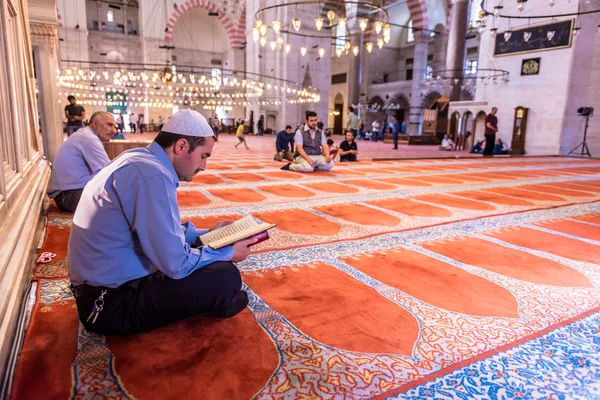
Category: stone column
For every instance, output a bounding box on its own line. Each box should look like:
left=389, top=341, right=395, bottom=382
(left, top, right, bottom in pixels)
left=358, top=33, right=369, bottom=120
left=444, top=0, right=470, bottom=100
left=408, top=31, right=429, bottom=136
left=97, top=1, right=103, bottom=31
left=30, top=23, right=63, bottom=163
left=122, top=1, right=129, bottom=36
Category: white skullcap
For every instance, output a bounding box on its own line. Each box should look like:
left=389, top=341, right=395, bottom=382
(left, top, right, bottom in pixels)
left=162, top=109, right=214, bottom=137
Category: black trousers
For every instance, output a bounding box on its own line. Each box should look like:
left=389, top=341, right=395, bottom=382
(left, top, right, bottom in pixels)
left=393, top=132, right=399, bottom=149
left=54, top=188, right=83, bottom=213
left=484, top=134, right=496, bottom=156
left=73, top=261, right=248, bottom=335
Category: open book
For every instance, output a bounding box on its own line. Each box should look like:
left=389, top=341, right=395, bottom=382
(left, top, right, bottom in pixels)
left=199, top=215, right=276, bottom=250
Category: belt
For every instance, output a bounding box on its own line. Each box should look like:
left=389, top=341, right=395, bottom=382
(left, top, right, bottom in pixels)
left=70, top=283, right=108, bottom=299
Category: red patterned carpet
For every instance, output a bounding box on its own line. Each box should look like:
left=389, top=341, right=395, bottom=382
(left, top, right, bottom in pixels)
left=10, top=141, right=600, bottom=399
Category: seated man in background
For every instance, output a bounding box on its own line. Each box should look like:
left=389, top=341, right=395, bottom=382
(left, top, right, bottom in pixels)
left=274, top=125, right=295, bottom=162
left=439, top=134, right=455, bottom=151
left=326, top=138, right=339, bottom=159
left=68, top=109, right=256, bottom=335
left=494, top=138, right=508, bottom=154
left=47, top=112, right=116, bottom=213
left=281, top=111, right=334, bottom=172
left=339, top=130, right=358, bottom=162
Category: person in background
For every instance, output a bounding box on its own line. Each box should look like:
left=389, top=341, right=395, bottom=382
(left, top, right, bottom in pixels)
left=281, top=111, right=334, bottom=172
left=257, top=115, right=264, bottom=136
left=48, top=112, right=116, bottom=212
left=139, top=114, right=145, bottom=134
left=212, top=118, right=221, bottom=139
left=439, top=134, right=455, bottom=151
left=357, top=119, right=365, bottom=141
left=391, top=115, right=400, bottom=150
left=371, top=119, right=380, bottom=142
left=116, top=113, right=124, bottom=133
left=235, top=120, right=249, bottom=150
left=275, top=125, right=295, bottom=162
left=158, top=116, right=164, bottom=131
left=129, top=113, right=138, bottom=133
left=470, top=139, right=485, bottom=153
left=327, top=138, right=339, bottom=159
left=64, top=95, right=86, bottom=137
left=317, top=120, right=324, bottom=131
left=494, top=138, right=508, bottom=154
left=339, top=130, right=358, bottom=162
left=346, top=106, right=358, bottom=137
left=484, top=107, right=499, bottom=156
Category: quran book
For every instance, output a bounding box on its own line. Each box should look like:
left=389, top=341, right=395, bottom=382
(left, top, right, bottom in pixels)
left=199, top=215, right=276, bottom=250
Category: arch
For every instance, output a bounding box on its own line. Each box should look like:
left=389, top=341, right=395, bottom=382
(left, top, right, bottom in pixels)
left=334, top=93, right=344, bottom=103
left=233, top=3, right=246, bottom=49
left=406, top=0, right=428, bottom=29
left=473, top=110, right=487, bottom=142
left=421, top=90, right=442, bottom=108
left=448, top=111, right=460, bottom=141
left=165, top=0, right=241, bottom=49
left=369, top=95, right=385, bottom=107
left=458, top=111, right=473, bottom=150
left=390, top=92, right=410, bottom=109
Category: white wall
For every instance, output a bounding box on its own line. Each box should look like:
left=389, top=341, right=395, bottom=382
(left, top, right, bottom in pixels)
left=475, top=0, right=581, bottom=155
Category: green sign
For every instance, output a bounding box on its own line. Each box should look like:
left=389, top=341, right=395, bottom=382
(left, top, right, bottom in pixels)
left=106, top=91, right=127, bottom=114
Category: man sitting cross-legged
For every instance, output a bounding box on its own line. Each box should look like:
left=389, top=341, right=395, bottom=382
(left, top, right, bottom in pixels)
left=68, top=109, right=256, bottom=335
left=281, top=111, right=334, bottom=172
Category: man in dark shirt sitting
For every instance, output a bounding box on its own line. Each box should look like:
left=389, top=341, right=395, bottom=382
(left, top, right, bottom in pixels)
left=339, top=130, right=358, bottom=162
left=64, top=95, right=86, bottom=137
left=274, top=125, right=295, bottom=162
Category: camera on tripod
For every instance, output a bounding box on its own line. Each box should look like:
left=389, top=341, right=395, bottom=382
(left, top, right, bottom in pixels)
left=577, top=107, right=594, bottom=117
left=569, top=106, right=593, bottom=157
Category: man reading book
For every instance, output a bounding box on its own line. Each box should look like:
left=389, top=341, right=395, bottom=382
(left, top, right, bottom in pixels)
left=68, top=109, right=256, bottom=335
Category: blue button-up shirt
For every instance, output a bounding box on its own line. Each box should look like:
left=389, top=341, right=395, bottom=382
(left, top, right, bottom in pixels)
left=276, top=130, right=295, bottom=152
left=47, top=126, right=111, bottom=198
left=68, top=141, right=234, bottom=288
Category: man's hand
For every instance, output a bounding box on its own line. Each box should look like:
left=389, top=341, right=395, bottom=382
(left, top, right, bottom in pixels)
left=325, top=155, right=332, bottom=163
left=209, top=220, right=235, bottom=232
left=231, top=237, right=259, bottom=263
left=305, top=157, right=315, bottom=167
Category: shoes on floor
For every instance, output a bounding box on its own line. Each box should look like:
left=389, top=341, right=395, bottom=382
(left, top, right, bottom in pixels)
left=281, top=163, right=291, bottom=171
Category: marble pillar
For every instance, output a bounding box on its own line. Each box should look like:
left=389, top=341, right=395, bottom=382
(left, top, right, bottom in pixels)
left=408, top=31, right=429, bottom=136
left=444, top=0, right=470, bottom=100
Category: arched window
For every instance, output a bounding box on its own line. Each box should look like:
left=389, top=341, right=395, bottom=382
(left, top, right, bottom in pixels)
left=107, top=10, right=114, bottom=22
left=469, top=0, right=482, bottom=28
left=407, top=20, right=415, bottom=43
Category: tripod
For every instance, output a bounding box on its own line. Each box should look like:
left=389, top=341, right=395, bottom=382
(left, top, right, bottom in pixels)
left=568, top=114, right=592, bottom=157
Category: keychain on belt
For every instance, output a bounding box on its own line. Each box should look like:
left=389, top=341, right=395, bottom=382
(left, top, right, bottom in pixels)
left=87, top=290, right=107, bottom=325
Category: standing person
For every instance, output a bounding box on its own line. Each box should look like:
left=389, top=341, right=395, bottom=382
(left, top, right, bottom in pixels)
left=357, top=119, right=365, bottom=140
left=281, top=111, right=334, bottom=172
left=47, top=112, right=116, bottom=212
left=212, top=118, right=221, bottom=139
left=391, top=115, right=401, bottom=150
left=339, top=130, right=359, bottom=162
left=346, top=106, right=358, bottom=137
left=64, top=96, right=86, bottom=137
left=116, top=113, right=124, bottom=133
left=275, top=125, right=295, bottom=161
left=257, top=115, right=264, bottom=136
left=235, top=120, right=249, bottom=149
left=158, top=116, right=164, bottom=131
left=129, top=112, right=138, bottom=133
left=484, top=107, right=499, bottom=156
left=138, top=114, right=145, bottom=134
left=68, top=109, right=256, bottom=335
left=371, top=119, right=380, bottom=142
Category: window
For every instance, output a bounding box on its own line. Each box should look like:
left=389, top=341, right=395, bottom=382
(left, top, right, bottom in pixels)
left=469, top=0, right=482, bottom=29
left=335, top=24, right=345, bottom=51
left=407, top=20, right=415, bottom=43
left=107, top=10, right=114, bottom=22
left=426, top=65, right=433, bottom=79
left=212, top=68, right=222, bottom=86
left=466, top=60, right=478, bottom=74
left=406, top=69, right=413, bottom=80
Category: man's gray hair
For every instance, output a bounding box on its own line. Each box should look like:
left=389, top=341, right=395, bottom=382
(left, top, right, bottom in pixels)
left=89, top=111, right=113, bottom=125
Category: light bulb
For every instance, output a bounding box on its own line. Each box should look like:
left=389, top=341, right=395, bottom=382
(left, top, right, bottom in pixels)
left=517, top=1, right=525, bottom=12
left=384, top=34, right=391, bottom=44
left=548, top=0, right=556, bottom=7
left=252, top=28, right=259, bottom=42
left=345, top=41, right=351, bottom=50
left=300, top=46, right=307, bottom=56
left=374, top=21, right=383, bottom=34
left=490, top=28, right=498, bottom=38
left=318, top=47, right=325, bottom=58
left=377, top=37, right=384, bottom=48
left=336, top=47, right=343, bottom=57
left=366, top=42, right=374, bottom=53
left=494, top=6, right=502, bottom=16
left=359, top=19, right=368, bottom=32
left=339, top=18, right=347, bottom=30
left=272, top=20, right=281, bottom=34
left=284, top=44, right=291, bottom=54
left=259, top=24, right=268, bottom=36
left=383, top=23, right=391, bottom=36
left=260, top=36, right=267, bottom=47
left=327, top=10, right=335, bottom=23
left=292, top=18, right=301, bottom=31
left=255, top=20, right=263, bottom=29
left=315, top=18, right=324, bottom=31
left=504, top=31, right=511, bottom=41
left=352, top=46, right=359, bottom=56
